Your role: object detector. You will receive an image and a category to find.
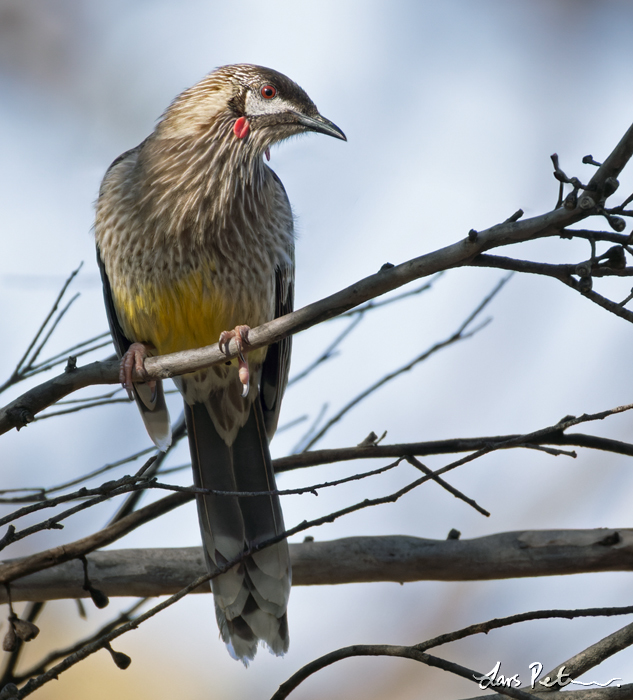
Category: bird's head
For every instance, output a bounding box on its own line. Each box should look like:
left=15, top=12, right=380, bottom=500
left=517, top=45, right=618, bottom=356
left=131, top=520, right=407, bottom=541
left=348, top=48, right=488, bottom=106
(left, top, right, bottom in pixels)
left=158, top=64, right=346, bottom=159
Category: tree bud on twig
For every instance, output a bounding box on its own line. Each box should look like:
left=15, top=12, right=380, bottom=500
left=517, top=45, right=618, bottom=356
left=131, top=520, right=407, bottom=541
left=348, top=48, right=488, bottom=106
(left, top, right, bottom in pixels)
left=88, top=586, right=110, bottom=609
left=0, top=683, right=19, bottom=699
left=605, top=245, right=626, bottom=269
left=563, top=191, right=577, bottom=209
left=12, top=617, right=40, bottom=642
left=578, top=276, right=593, bottom=293
left=603, top=176, right=619, bottom=197
left=2, top=624, right=17, bottom=652
left=106, top=642, right=132, bottom=670
left=582, top=154, right=602, bottom=166
left=606, top=215, right=626, bottom=232
left=575, top=262, right=592, bottom=278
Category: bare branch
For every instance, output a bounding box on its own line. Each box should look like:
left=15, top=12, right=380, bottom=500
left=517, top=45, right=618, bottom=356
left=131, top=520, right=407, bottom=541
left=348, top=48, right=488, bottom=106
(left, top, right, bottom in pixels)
left=288, top=314, right=363, bottom=386
left=0, top=491, right=189, bottom=586
left=470, top=255, right=633, bottom=322
left=405, top=455, right=490, bottom=517
left=418, top=606, right=633, bottom=653
left=272, top=599, right=633, bottom=700
left=0, top=265, right=83, bottom=394
left=23, top=335, right=111, bottom=378
left=337, top=276, right=441, bottom=318
left=273, top=431, right=633, bottom=473
left=32, top=397, right=131, bottom=421
left=0, top=603, right=44, bottom=686
left=5, top=599, right=148, bottom=687
left=537, top=621, right=633, bottom=695
left=270, top=644, right=538, bottom=700
left=4, top=529, right=632, bottom=601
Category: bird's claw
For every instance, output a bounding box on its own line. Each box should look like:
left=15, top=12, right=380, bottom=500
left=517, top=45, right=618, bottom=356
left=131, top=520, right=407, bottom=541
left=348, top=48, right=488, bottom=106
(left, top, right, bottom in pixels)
left=219, top=325, right=251, bottom=398
left=120, top=342, right=154, bottom=397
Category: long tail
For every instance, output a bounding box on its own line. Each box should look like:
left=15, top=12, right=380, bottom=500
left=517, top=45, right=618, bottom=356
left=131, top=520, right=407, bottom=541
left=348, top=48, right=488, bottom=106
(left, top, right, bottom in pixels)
left=184, top=397, right=290, bottom=663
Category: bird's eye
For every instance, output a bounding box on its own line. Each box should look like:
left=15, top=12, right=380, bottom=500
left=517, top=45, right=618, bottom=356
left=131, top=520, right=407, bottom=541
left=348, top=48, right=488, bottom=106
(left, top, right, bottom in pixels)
left=261, top=84, right=277, bottom=99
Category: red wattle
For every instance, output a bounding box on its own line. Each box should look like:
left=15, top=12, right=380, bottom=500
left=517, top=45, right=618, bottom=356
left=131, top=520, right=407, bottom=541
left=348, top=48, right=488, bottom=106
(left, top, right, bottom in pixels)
left=233, top=117, right=250, bottom=139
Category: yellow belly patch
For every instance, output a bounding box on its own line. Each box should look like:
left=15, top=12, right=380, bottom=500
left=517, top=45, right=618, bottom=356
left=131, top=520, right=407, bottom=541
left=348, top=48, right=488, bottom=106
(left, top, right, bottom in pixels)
left=112, top=268, right=268, bottom=363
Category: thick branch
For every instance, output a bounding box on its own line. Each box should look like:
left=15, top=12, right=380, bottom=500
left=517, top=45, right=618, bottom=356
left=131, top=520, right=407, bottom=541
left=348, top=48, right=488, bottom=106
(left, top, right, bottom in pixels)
left=2, top=528, right=631, bottom=602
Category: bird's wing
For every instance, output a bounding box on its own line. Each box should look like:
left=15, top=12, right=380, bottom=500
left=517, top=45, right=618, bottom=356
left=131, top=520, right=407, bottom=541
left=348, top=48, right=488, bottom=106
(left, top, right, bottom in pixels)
left=96, top=243, right=172, bottom=450
left=260, top=173, right=295, bottom=440
left=96, top=246, right=131, bottom=359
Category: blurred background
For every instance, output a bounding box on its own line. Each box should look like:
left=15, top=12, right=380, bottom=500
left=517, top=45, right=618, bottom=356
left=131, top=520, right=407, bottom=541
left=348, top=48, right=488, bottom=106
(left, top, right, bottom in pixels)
left=2, top=0, right=633, bottom=698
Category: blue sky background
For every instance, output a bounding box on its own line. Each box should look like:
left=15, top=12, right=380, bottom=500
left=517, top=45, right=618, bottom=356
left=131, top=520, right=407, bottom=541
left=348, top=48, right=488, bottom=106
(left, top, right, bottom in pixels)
left=2, top=1, right=633, bottom=698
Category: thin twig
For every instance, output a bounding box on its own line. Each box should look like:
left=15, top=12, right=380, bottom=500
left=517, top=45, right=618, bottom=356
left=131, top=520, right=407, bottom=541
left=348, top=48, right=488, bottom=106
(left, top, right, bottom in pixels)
left=25, top=333, right=111, bottom=373
left=0, top=470, right=157, bottom=553
left=22, top=294, right=81, bottom=373
left=536, top=620, right=633, bottom=694
left=299, top=275, right=509, bottom=451
left=405, top=455, right=490, bottom=516
left=288, top=314, right=363, bottom=386
left=270, top=644, right=537, bottom=700
left=291, top=402, right=328, bottom=454
left=337, top=276, right=441, bottom=318
left=23, top=340, right=113, bottom=379
left=0, top=603, right=44, bottom=686
left=44, top=448, right=156, bottom=496
left=0, top=489, right=188, bottom=586
left=417, top=606, right=633, bottom=652
left=8, top=599, right=148, bottom=686
left=470, top=254, right=633, bottom=323
left=0, top=467, right=155, bottom=531
left=0, top=265, right=82, bottom=394
left=271, top=605, right=633, bottom=700
left=33, top=398, right=131, bottom=421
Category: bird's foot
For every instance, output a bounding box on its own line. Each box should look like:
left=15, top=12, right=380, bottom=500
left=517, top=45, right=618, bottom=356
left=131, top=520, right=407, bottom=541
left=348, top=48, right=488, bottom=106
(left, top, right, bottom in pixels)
left=120, top=342, right=155, bottom=398
left=219, top=325, right=251, bottom=398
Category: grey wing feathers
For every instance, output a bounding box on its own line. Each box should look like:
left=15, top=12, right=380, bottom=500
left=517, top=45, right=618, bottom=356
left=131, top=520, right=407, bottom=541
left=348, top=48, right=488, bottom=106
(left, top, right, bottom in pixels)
left=260, top=169, right=295, bottom=440
left=260, top=261, right=294, bottom=439
left=96, top=246, right=172, bottom=451
left=96, top=246, right=131, bottom=360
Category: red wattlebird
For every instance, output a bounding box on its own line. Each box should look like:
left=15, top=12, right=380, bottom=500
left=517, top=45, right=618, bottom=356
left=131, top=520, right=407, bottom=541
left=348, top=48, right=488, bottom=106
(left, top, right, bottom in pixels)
left=95, top=64, right=345, bottom=662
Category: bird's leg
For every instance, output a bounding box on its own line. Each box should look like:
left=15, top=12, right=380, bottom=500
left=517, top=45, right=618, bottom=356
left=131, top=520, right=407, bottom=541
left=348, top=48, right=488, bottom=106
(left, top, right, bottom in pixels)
left=219, top=325, right=251, bottom=398
left=120, top=342, right=155, bottom=397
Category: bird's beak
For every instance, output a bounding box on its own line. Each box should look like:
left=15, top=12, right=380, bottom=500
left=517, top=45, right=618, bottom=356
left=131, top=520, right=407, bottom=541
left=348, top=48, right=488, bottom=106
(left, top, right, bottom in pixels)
left=295, top=112, right=347, bottom=141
